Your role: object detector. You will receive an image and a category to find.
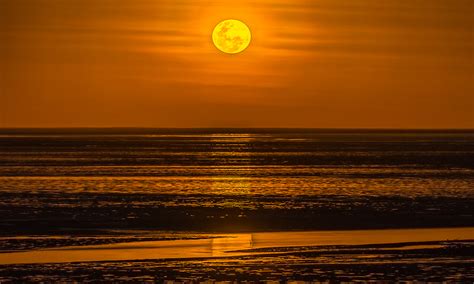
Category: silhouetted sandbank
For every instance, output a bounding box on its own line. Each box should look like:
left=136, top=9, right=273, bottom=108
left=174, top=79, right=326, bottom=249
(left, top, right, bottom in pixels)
left=1, top=192, right=473, bottom=236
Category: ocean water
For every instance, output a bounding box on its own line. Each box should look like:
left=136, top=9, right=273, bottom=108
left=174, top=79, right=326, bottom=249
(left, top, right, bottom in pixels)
left=0, top=129, right=473, bottom=232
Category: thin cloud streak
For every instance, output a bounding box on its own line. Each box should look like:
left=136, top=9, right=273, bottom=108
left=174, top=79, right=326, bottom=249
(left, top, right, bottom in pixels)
left=0, top=0, right=472, bottom=127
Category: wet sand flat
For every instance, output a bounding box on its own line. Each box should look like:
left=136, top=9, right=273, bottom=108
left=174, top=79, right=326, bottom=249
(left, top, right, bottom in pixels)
left=0, top=238, right=473, bottom=281
left=1, top=130, right=473, bottom=235
left=0, top=227, right=472, bottom=265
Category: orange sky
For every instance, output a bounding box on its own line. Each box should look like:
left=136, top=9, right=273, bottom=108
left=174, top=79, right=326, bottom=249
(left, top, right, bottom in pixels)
left=1, top=0, right=473, bottom=128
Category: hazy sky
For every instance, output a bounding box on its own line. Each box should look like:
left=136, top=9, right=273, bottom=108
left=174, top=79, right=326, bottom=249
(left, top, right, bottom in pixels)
left=1, top=0, right=473, bottom=128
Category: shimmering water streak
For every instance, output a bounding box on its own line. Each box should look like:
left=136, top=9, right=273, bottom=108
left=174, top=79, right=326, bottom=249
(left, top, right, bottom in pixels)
left=0, top=130, right=473, bottom=232
left=1, top=130, right=473, bottom=198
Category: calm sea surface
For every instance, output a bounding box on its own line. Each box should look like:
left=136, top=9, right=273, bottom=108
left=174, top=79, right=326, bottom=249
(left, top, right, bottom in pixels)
left=1, top=129, right=473, bottom=232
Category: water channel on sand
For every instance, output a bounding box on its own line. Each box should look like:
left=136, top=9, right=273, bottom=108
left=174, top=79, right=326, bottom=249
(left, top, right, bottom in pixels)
left=1, top=227, right=472, bottom=265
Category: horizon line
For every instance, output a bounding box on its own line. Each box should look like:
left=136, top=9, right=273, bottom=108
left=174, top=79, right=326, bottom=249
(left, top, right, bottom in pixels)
left=1, top=127, right=473, bottom=131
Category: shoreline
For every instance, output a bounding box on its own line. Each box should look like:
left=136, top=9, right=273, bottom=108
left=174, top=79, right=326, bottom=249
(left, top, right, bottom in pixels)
left=0, top=227, right=472, bottom=265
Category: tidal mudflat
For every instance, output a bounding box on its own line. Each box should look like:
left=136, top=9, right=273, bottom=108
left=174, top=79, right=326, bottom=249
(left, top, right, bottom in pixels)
left=0, top=228, right=473, bottom=281
left=1, top=129, right=473, bottom=281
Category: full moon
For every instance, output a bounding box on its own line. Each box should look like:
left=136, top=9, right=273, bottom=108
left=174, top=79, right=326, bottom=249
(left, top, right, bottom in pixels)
left=212, top=19, right=251, bottom=54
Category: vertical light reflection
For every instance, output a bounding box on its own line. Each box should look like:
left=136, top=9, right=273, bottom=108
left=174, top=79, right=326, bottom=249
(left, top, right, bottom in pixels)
left=211, top=234, right=253, bottom=257
left=208, top=133, right=255, bottom=195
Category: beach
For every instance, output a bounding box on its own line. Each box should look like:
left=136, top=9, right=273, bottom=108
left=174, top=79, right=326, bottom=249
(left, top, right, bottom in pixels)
left=0, top=228, right=472, bottom=281
left=0, top=129, right=473, bottom=281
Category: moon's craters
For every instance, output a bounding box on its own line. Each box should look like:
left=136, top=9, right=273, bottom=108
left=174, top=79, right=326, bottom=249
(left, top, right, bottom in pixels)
left=212, top=20, right=251, bottom=54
